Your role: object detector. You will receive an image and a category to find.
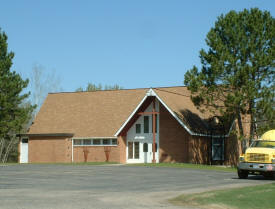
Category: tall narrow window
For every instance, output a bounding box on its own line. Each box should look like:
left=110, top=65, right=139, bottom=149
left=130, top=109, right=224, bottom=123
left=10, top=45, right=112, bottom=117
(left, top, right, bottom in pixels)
left=136, top=124, right=141, bottom=134
left=212, top=138, right=224, bottom=160
left=152, top=115, right=158, bottom=133
left=144, top=116, right=149, bottom=133
left=128, top=142, right=133, bottom=159
left=134, top=142, right=139, bottom=159
left=143, top=143, right=148, bottom=152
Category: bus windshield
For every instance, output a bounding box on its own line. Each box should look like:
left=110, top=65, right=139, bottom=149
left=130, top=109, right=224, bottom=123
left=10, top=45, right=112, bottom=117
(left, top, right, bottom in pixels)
left=250, top=140, right=275, bottom=148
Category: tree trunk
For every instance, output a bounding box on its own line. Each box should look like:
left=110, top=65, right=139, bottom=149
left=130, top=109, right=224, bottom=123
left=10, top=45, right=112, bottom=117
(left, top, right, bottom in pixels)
left=2, top=137, right=14, bottom=163
left=237, top=110, right=247, bottom=154
left=249, top=113, right=255, bottom=145
left=0, top=138, right=5, bottom=162
left=0, top=135, right=17, bottom=163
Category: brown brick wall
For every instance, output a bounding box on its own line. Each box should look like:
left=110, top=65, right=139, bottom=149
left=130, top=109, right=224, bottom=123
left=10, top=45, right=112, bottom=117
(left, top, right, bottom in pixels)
left=159, top=103, right=241, bottom=165
left=29, top=137, right=72, bottom=163
left=159, top=104, right=215, bottom=164
left=118, top=136, right=126, bottom=163
left=73, top=146, right=120, bottom=163
left=188, top=136, right=211, bottom=164
left=159, top=104, right=189, bottom=163
left=224, top=134, right=241, bottom=166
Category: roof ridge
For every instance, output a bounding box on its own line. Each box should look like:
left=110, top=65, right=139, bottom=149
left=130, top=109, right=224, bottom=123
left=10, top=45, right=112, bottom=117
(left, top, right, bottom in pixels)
left=154, top=87, right=190, bottom=97
left=48, top=85, right=187, bottom=94
left=48, top=87, right=149, bottom=94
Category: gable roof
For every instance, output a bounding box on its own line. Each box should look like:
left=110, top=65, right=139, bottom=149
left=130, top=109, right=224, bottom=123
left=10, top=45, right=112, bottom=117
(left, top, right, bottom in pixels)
left=29, top=88, right=147, bottom=137
left=28, top=86, right=232, bottom=138
left=153, top=87, right=232, bottom=136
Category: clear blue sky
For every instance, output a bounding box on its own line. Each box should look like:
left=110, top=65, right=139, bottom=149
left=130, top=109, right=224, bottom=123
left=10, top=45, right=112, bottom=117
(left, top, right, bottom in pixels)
left=1, top=0, right=274, bottom=92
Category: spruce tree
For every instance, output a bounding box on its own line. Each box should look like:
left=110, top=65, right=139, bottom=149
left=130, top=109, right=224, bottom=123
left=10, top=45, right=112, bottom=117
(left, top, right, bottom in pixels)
left=0, top=29, right=35, bottom=162
left=184, top=8, right=275, bottom=150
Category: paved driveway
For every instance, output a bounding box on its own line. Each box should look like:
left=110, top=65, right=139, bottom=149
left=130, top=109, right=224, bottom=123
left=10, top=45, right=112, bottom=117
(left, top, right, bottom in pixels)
left=0, top=164, right=273, bottom=209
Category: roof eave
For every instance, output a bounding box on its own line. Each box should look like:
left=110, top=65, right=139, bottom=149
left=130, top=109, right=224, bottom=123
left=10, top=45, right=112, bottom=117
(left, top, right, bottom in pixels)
left=17, top=133, right=74, bottom=137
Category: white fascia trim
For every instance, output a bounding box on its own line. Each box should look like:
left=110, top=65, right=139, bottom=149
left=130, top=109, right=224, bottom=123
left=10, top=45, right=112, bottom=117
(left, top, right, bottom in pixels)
left=114, top=88, right=233, bottom=138
left=114, top=94, right=149, bottom=136
left=154, top=89, right=233, bottom=138
left=154, top=90, right=234, bottom=138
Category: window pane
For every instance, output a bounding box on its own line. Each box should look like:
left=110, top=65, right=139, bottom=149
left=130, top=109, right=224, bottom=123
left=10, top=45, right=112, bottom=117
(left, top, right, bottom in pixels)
left=103, top=139, right=111, bottom=145
left=143, top=143, right=148, bottom=152
left=22, top=138, right=28, bottom=143
left=83, top=139, right=91, bottom=145
left=93, top=139, right=101, bottom=145
left=112, top=139, right=117, bottom=145
left=136, top=124, right=141, bottom=134
left=134, top=142, right=139, bottom=159
left=128, top=142, right=133, bottom=159
left=74, top=139, right=82, bottom=145
left=213, top=138, right=222, bottom=145
left=212, top=138, right=224, bottom=160
left=144, top=116, right=149, bottom=133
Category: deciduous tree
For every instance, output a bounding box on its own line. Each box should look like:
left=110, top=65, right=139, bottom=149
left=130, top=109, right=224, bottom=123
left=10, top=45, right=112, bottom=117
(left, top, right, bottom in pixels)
left=30, top=64, right=62, bottom=115
left=76, top=83, right=123, bottom=92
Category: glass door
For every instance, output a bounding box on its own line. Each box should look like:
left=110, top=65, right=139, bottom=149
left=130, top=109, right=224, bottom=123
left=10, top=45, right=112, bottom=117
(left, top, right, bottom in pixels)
left=128, top=141, right=140, bottom=160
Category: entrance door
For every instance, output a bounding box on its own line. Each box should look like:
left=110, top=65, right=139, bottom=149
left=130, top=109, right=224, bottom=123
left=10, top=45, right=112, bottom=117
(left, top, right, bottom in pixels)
left=127, top=141, right=140, bottom=163
left=20, top=138, right=28, bottom=163
left=127, top=140, right=159, bottom=163
left=143, top=142, right=158, bottom=163
left=143, top=142, right=149, bottom=163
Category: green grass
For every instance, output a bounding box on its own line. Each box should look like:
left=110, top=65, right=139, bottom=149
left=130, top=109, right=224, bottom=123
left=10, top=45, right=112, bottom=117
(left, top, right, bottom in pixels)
left=128, top=162, right=236, bottom=172
left=170, top=183, right=275, bottom=209
left=0, top=162, right=18, bottom=166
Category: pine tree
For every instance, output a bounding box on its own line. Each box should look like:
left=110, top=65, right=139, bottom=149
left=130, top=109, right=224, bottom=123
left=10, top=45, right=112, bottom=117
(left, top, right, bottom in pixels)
left=184, top=8, right=275, bottom=150
left=0, top=29, right=35, bottom=162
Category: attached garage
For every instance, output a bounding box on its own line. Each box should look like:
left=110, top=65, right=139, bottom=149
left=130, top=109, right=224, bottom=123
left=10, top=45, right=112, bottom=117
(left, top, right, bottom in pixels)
left=19, top=133, right=73, bottom=163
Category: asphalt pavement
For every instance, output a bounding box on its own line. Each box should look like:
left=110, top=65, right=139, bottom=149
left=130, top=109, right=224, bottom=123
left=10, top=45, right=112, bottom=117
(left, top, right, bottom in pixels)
left=0, top=164, right=273, bottom=209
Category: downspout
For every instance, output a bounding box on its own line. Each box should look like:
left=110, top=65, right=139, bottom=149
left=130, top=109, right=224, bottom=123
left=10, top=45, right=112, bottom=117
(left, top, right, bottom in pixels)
left=71, top=138, right=74, bottom=163
left=152, top=98, right=156, bottom=163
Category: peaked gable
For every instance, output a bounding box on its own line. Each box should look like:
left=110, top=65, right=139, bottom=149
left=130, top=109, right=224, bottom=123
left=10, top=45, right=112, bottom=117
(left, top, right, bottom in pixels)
left=29, top=86, right=232, bottom=138
left=115, top=87, right=233, bottom=137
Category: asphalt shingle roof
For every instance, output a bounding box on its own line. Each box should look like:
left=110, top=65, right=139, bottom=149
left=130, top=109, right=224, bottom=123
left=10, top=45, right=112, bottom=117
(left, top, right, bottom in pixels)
left=29, top=86, right=229, bottom=137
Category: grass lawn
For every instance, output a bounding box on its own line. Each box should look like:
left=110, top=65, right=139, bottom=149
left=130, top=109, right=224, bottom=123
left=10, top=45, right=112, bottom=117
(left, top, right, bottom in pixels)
left=128, top=163, right=236, bottom=172
left=170, top=183, right=275, bottom=209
